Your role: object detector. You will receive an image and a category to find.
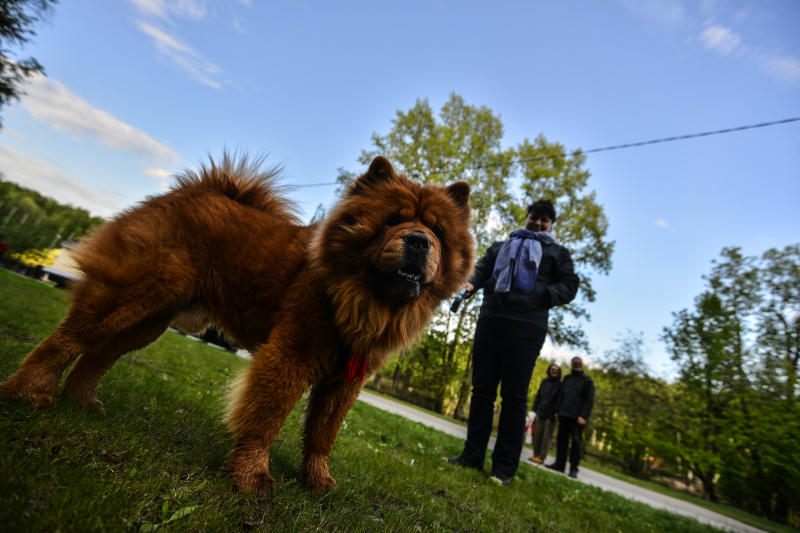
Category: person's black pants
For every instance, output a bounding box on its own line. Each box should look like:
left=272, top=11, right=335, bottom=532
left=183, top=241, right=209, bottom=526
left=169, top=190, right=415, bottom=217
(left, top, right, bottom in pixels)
left=460, top=317, right=546, bottom=478
left=554, top=416, right=585, bottom=471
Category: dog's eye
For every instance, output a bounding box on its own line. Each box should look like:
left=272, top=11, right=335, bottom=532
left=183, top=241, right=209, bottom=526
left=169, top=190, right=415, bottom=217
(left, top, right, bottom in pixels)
left=386, top=214, right=403, bottom=227
left=341, top=215, right=358, bottom=226
left=432, top=225, right=444, bottom=239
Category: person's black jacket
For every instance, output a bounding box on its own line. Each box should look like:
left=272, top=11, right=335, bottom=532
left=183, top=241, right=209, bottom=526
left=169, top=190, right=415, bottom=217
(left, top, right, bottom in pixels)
left=532, top=376, right=562, bottom=419
left=468, top=237, right=579, bottom=328
left=557, top=371, right=594, bottom=420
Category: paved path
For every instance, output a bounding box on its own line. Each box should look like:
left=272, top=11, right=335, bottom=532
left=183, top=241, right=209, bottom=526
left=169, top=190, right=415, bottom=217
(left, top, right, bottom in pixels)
left=357, top=390, right=764, bottom=533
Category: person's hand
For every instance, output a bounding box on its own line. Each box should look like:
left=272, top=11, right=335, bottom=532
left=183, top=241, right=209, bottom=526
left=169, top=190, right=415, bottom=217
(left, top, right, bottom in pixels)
left=554, top=414, right=559, bottom=421
left=577, top=417, right=586, bottom=425
left=465, top=282, right=475, bottom=293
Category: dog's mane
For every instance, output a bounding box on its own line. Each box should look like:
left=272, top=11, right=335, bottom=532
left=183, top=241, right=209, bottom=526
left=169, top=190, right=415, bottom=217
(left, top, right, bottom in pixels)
left=173, top=152, right=300, bottom=223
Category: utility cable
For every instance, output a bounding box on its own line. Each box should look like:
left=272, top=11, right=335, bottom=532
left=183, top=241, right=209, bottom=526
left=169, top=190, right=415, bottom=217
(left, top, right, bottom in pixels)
left=293, top=116, right=800, bottom=187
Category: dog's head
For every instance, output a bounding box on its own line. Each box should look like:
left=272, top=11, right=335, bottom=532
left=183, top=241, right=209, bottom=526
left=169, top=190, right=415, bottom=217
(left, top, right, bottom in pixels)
left=312, top=156, right=474, bottom=350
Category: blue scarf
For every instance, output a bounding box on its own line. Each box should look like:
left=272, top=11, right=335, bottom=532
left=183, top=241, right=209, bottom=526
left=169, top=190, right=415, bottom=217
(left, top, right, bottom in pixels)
left=492, top=229, right=554, bottom=293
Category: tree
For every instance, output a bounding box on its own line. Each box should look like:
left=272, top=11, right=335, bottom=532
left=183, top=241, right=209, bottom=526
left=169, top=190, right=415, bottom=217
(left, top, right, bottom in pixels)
left=338, top=93, right=613, bottom=350
left=663, top=246, right=800, bottom=523
left=749, top=244, right=800, bottom=522
left=341, top=93, right=613, bottom=416
left=756, top=244, right=800, bottom=403
left=662, top=249, right=758, bottom=503
left=591, top=330, right=671, bottom=476
left=0, top=0, right=57, bottom=126
left=0, top=177, right=103, bottom=258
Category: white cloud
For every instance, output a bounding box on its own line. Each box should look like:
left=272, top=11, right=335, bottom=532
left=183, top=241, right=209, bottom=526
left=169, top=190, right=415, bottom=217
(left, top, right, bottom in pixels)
left=128, top=0, right=207, bottom=20
left=142, top=167, right=173, bottom=179
left=19, top=73, right=180, bottom=166
left=129, top=0, right=167, bottom=18
left=136, top=21, right=224, bottom=89
left=142, top=167, right=175, bottom=191
left=762, top=54, right=800, bottom=84
left=0, top=144, right=121, bottom=217
left=699, top=25, right=741, bottom=55
left=656, top=219, right=669, bottom=228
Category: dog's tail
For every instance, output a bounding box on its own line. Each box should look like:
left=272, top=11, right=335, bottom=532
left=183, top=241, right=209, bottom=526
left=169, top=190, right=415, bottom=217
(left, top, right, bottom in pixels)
left=174, top=152, right=301, bottom=223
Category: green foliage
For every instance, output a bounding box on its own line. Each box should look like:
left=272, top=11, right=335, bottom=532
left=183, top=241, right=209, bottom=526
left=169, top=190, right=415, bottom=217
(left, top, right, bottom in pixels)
left=590, top=331, right=674, bottom=476
left=0, top=0, right=58, bottom=126
left=0, top=176, right=104, bottom=258
left=755, top=244, right=800, bottom=402
left=662, top=245, right=800, bottom=524
left=0, top=269, right=725, bottom=532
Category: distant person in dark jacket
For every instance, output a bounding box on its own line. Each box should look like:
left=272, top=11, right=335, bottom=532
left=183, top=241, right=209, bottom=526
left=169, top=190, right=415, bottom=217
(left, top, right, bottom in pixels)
left=447, top=200, right=579, bottom=486
left=529, top=363, right=562, bottom=464
left=547, top=356, right=594, bottom=478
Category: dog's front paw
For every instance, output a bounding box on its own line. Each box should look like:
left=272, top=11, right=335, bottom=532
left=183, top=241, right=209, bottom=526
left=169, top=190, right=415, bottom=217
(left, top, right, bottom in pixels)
left=232, top=467, right=276, bottom=496
left=228, top=442, right=275, bottom=496
left=306, top=472, right=336, bottom=492
left=302, top=454, right=336, bottom=492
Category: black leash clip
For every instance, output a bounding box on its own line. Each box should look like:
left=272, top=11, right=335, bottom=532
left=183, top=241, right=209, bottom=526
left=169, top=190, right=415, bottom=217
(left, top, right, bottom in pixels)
left=450, top=289, right=473, bottom=313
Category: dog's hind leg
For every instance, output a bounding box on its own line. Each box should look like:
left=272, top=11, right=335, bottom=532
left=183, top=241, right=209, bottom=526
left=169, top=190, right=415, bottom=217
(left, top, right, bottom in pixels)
left=60, top=310, right=174, bottom=410
left=226, top=344, right=313, bottom=495
left=2, top=274, right=192, bottom=408
left=0, top=321, right=85, bottom=408
left=301, top=378, right=363, bottom=491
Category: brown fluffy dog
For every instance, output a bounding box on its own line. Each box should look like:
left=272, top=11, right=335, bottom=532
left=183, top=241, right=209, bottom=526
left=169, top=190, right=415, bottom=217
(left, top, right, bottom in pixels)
left=1, top=154, right=474, bottom=494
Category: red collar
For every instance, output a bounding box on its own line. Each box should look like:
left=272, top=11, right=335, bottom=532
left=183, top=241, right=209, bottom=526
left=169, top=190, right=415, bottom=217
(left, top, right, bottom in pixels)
left=346, top=353, right=368, bottom=383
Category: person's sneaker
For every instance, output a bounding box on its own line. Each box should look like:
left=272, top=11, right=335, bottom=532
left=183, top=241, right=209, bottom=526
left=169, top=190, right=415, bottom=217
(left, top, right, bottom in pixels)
left=568, top=468, right=579, bottom=478
left=489, top=472, right=513, bottom=486
left=529, top=456, right=544, bottom=464
left=545, top=463, right=565, bottom=473
left=446, top=455, right=482, bottom=470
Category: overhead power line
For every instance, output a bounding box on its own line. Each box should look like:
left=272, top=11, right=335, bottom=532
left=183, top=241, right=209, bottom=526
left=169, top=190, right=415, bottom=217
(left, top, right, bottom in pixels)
left=294, top=116, right=800, bottom=187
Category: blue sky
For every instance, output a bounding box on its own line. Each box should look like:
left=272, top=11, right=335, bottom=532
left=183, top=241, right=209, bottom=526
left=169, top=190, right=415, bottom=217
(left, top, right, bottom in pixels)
left=1, top=0, right=798, bottom=377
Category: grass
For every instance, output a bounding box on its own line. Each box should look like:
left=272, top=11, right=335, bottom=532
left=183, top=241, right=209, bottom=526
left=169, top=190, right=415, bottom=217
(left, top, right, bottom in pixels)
left=0, top=268, right=731, bottom=532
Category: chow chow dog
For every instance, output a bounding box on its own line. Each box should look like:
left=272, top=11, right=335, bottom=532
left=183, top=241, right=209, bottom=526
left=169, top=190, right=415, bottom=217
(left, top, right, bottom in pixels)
left=1, top=154, right=474, bottom=493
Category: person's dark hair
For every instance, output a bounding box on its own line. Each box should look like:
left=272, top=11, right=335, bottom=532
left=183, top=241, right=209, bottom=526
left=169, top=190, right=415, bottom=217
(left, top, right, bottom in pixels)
left=527, top=199, right=556, bottom=222
left=547, top=363, right=562, bottom=379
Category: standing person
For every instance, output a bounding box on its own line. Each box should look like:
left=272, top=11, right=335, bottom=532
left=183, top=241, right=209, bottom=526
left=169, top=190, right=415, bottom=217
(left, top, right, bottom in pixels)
left=447, top=199, right=579, bottom=485
left=529, top=363, right=562, bottom=464
left=547, top=356, right=594, bottom=478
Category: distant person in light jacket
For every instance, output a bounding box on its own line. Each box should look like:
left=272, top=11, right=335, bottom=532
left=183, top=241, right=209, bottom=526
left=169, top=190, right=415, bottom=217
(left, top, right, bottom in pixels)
left=529, top=363, right=562, bottom=464
left=447, top=199, right=579, bottom=486
left=547, top=356, right=594, bottom=478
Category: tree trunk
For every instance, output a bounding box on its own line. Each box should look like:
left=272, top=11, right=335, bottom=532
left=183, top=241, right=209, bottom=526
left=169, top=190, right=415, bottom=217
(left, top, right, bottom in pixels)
left=696, top=467, right=718, bottom=503
left=434, top=306, right=468, bottom=413
left=453, top=347, right=474, bottom=421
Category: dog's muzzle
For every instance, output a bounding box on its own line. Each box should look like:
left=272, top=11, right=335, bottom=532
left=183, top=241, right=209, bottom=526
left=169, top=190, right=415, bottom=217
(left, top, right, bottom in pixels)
left=383, top=232, right=430, bottom=302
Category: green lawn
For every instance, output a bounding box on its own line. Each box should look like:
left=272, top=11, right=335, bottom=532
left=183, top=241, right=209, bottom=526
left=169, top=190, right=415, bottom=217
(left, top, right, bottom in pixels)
left=0, top=269, right=727, bottom=532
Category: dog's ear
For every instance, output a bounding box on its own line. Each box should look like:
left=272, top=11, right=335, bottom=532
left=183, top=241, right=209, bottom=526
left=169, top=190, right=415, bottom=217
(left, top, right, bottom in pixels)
left=446, top=181, right=470, bottom=208
left=351, top=156, right=395, bottom=193
left=367, top=156, right=395, bottom=180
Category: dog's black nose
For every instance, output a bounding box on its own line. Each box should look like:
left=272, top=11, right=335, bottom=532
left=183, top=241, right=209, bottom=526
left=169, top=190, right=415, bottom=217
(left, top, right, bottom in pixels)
left=404, top=232, right=430, bottom=251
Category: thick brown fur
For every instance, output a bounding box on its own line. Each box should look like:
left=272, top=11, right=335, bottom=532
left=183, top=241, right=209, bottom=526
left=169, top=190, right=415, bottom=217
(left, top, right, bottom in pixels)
left=1, top=153, right=474, bottom=494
